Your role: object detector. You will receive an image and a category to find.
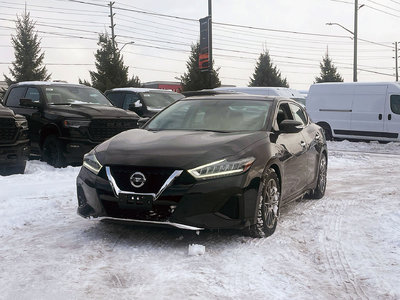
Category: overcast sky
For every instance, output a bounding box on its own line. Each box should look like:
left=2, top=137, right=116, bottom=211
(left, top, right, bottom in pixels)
left=0, top=0, right=399, bottom=90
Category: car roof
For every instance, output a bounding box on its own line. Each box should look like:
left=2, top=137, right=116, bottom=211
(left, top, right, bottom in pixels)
left=12, top=81, right=88, bottom=88
left=183, top=93, right=280, bottom=101
left=106, top=87, right=178, bottom=93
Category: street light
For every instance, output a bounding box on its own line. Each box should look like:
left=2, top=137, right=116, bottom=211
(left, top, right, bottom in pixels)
left=326, top=0, right=363, bottom=82
left=326, top=22, right=353, bottom=35
left=118, top=41, right=135, bottom=53
left=326, top=21, right=357, bottom=82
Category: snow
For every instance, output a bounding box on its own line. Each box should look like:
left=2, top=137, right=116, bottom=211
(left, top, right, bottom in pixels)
left=0, top=141, right=399, bottom=299
left=188, top=244, right=206, bottom=256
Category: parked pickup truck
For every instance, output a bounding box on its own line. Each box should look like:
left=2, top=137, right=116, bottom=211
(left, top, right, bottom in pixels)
left=0, top=104, right=29, bottom=175
left=2, top=81, right=139, bottom=167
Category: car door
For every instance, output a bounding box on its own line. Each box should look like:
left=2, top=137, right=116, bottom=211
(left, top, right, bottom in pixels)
left=350, top=85, right=387, bottom=137
left=289, top=103, right=319, bottom=186
left=5, top=86, right=44, bottom=150
left=274, top=102, right=308, bottom=200
left=384, top=94, right=400, bottom=140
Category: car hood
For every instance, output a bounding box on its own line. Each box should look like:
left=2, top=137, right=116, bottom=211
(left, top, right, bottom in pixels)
left=96, top=129, right=267, bottom=169
left=0, top=105, right=16, bottom=118
left=48, top=104, right=139, bottom=119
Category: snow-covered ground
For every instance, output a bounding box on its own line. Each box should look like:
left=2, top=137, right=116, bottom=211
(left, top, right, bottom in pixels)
left=0, top=141, right=399, bottom=299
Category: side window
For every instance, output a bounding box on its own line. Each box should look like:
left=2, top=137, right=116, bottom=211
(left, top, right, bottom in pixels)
left=289, top=103, right=307, bottom=126
left=5, top=87, right=26, bottom=107
left=390, top=95, right=400, bottom=115
left=25, top=87, right=41, bottom=103
left=123, top=93, right=141, bottom=110
left=276, top=103, right=293, bottom=127
left=106, top=92, right=124, bottom=108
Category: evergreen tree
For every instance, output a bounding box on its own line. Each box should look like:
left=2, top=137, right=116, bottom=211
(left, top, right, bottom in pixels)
left=180, top=42, right=221, bottom=91
left=249, top=50, right=288, bottom=87
left=4, top=12, right=50, bottom=85
left=315, top=52, right=344, bottom=83
left=87, top=33, right=141, bottom=92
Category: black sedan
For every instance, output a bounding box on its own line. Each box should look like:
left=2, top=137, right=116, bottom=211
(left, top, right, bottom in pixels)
left=77, top=94, right=327, bottom=237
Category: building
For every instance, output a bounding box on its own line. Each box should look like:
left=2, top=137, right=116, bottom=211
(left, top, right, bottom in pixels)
left=143, top=81, right=182, bottom=92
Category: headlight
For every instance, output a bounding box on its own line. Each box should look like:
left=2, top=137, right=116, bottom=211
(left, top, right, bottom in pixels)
left=83, top=151, right=102, bottom=175
left=63, top=119, right=91, bottom=128
left=15, top=119, right=28, bottom=128
left=188, top=157, right=255, bottom=180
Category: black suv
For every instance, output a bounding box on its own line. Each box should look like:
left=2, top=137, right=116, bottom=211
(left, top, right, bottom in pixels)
left=105, top=88, right=184, bottom=118
left=0, top=104, right=29, bottom=175
left=2, top=82, right=139, bottom=167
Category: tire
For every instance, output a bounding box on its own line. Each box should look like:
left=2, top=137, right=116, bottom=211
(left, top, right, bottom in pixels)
left=319, top=123, right=333, bottom=141
left=309, top=153, right=327, bottom=199
left=11, top=161, right=26, bottom=174
left=0, top=161, right=26, bottom=176
left=247, top=168, right=281, bottom=238
left=42, top=135, right=65, bottom=168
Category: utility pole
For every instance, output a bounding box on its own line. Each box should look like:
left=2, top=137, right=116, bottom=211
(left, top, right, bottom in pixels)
left=353, top=0, right=358, bottom=82
left=208, top=0, right=213, bottom=87
left=395, top=42, right=399, bottom=82
left=108, top=1, right=116, bottom=55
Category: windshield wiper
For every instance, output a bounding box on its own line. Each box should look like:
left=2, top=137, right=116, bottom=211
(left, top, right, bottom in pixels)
left=190, top=129, right=231, bottom=133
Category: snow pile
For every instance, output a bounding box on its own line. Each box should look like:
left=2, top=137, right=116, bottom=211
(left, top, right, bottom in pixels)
left=188, top=244, right=206, bottom=256
left=327, top=140, right=400, bottom=154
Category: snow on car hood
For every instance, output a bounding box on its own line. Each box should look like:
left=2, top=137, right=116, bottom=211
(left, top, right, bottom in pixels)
left=96, top=129, right=267, bottom=169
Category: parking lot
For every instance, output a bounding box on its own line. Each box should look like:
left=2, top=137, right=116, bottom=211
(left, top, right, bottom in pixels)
left=0, top=141, right=399, bottom=299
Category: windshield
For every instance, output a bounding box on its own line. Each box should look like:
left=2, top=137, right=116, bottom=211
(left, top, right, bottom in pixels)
left=44, top=86, right=112, bottom=106
left=142, top=91, right=183, bottom=109
left=147, top=99, right=271, bottom=132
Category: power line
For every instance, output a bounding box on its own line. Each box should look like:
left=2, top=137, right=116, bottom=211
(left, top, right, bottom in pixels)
left=365, top=4, right=400, bottom=19
left=365, top=0, right=400, bottom=14
left=1, top=4, right=106, bottom=17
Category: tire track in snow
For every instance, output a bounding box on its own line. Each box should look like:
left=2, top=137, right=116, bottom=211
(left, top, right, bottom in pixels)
left=321, top=195, right=369, bottom=299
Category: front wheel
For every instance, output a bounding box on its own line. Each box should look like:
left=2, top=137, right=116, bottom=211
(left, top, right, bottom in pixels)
left=247, top=168, right=281, bottom=238
left=309, top=153, right=327, bottom=199
left=42, top=135, right=65, bottom=168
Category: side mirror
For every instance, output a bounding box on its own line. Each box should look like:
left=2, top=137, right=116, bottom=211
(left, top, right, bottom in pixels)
left=20, top=98, right=41, bottom=108
left=279, top=120, right=302, bottom=133
left=137, top=117, right=150, bottom=128
left=129, top=100, right=143, bottom=111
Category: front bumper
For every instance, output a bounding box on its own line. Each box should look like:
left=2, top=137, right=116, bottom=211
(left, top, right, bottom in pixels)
left=58, top=137, right=98, bottom=165
left=0, top=139, right=30, bottom=166
left=76, top=165, right=260, bottom=230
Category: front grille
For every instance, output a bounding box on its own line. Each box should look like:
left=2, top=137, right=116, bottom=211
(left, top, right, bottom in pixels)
left=0, top=118, right=17, bottom=143
left=89, top=119, right=137, bottom=141
left=109, top=166, right=176, bottom=193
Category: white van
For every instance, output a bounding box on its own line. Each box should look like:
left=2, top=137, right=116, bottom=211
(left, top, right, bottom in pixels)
left=307, top=82, right=400, bottom=142
left=213, top=87, right=306, bottom=105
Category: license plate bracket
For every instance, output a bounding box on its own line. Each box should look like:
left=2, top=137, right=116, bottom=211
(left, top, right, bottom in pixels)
left=119, top=193, right=153, bottom=209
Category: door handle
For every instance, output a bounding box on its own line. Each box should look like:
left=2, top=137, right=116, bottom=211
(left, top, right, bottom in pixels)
left=378, top=114, right=382, bottom=120
left=388, top=114, right=392, bottom=121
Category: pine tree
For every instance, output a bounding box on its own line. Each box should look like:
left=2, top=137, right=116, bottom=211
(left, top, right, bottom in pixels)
left=249, top=50, right=288, bottom=87
left=87, top=33, right=141, bottom=92
left=315, top=52, right=344, bottom=83
left=180, top=42, right=221, bottom=91
left=4, top=12, right=50, bottom=85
